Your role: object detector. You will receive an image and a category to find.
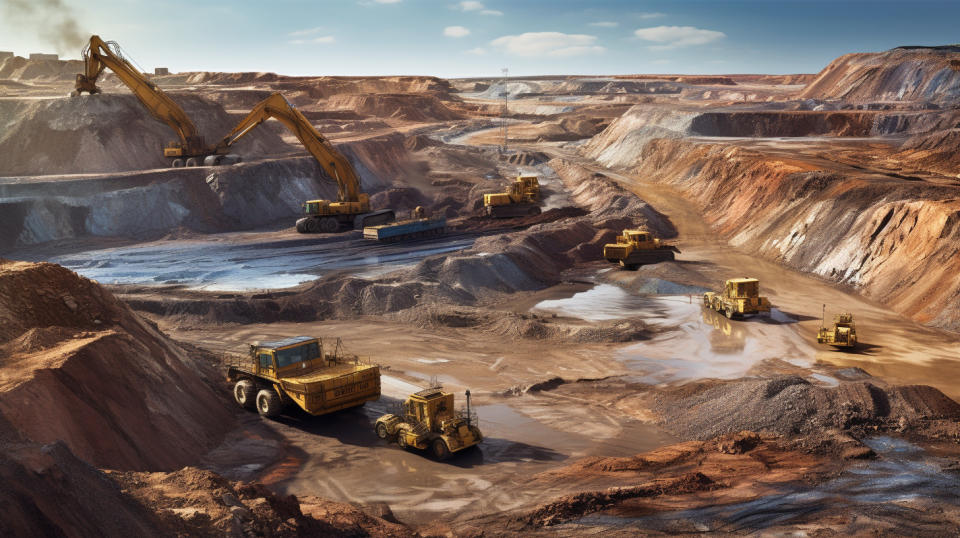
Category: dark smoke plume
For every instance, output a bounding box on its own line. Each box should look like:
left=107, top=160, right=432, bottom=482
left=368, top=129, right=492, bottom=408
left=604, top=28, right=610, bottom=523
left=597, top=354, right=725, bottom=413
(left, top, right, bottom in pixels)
left=2, top=0, right=87, bottom=55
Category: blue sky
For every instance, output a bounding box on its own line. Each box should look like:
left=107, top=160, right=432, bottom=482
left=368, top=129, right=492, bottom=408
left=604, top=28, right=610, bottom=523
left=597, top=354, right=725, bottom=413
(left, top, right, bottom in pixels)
left=2, top=0, right=959, bottom=77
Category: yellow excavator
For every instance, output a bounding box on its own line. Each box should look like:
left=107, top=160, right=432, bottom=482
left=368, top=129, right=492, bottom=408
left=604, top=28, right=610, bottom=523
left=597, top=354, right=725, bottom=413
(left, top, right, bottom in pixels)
left=483, top=175, right=541, bottom=218
left=72, top=35, right=232, bottom=167
left=213, top=92, right=395, bottom=233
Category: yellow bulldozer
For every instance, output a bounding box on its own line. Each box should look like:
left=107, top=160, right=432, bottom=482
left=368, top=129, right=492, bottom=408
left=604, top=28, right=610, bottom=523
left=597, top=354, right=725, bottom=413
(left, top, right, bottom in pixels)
left=703, top=278, right=772, bottom=319
left=375, top=385, right=482, bottom=460
left=603, top=228, right=680, bottom=270
left=817, top=312, right=857, bottom=348
left=227, top=336, right=380, bottom=419
left=483, top=175, right=541, bottom=218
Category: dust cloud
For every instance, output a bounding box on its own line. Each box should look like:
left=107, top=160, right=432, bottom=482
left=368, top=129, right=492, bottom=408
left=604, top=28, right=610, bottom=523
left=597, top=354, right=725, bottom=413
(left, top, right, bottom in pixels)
left=1, top=0, right=87, bottom=55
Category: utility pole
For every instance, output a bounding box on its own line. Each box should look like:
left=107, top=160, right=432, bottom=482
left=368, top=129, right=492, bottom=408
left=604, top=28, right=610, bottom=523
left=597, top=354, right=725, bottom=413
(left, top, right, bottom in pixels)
left=499, top=67, right=508, bottom=153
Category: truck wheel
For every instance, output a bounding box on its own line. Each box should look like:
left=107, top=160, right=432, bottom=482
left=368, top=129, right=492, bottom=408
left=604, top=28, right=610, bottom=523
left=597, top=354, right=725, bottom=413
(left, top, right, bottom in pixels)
left=233, top=379, right=256, bottom=409
left=256, top=389, right=282, bottom=419
left=724, top=307, right=734, bottom=319
left=185, top=157, right=198, bottom=167
left=320, top=217, right=339, bottom=233
left=397, top=433, right=408, bottom=449
left=376, top=422, right=389, bottom=439
left=171, top=159, right=184, bottom=168
left=305, top=218, right=320, bottom=233
left=432, top=439, right=451, bottom=460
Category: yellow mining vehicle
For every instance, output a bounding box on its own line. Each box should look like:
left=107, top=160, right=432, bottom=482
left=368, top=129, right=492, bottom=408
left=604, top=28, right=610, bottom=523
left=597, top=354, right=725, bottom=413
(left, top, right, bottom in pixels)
left=703, top=278, right=772, bottom=319
left=483, top=175, right=541, bottom=218
left=375, top=386, right=482, bottom=460
left=603, top=228, right=680, bottom=270
left=73, top=35, right=233, bottom=167
left=227, top=336, right=380, bottom=419
left=817, top=312, right=857, bottom=348
left=213, top=92, right=394, bottom=232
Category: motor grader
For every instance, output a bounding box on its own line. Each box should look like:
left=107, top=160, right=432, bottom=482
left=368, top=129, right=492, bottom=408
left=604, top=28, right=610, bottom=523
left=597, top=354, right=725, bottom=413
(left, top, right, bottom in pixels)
left=703, top=278, right=771, bottom=319
left=227, top=336, right=380, bottom=419
left=375, top=386, right=482, bottom=460
left=603, top=228, right=680, bottom=270
left=817, top=312, right=857, bottom=348
left=483, top=175, right=541, bottom=218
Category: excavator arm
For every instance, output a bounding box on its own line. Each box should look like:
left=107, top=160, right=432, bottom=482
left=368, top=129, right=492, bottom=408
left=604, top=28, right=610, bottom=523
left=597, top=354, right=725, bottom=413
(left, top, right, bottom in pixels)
left=216, top=92, right=362, bottom=203
left=74, top=35, right=209, bottom=161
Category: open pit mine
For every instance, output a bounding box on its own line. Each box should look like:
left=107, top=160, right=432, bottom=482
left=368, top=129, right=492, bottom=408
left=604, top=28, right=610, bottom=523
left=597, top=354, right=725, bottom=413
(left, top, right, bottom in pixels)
left=2, top=35, right=960, bottom=536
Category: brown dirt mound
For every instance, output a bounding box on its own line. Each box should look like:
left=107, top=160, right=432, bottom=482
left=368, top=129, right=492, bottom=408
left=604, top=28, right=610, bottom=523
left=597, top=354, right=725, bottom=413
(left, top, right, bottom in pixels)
left=326, top=93, right=463, bottom=122
left=0, top=94, right=288, bottom=175
left=0, top=260, right=235, bottom=471
left=109, top=466, right=414, bottom=537
left=519, top=473, right=721, bottom=528
left=0, top=56, right=84, bottom=81
left=800, top=46, right=960, bottom=103
left=654, top=376, right=960, bottom=441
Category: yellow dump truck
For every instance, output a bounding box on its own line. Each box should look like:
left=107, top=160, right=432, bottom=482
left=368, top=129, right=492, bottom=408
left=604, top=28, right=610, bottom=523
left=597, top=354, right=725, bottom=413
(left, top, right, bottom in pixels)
left=818, top=313, right=857, bottom=348
left=603, top=228, right=680, bottom=270
left=227, top=336, right=380, bottom=418
left=375, top=386, right=482, bottom=460
left=703, top=278, right=772, bottom=319
left=483, top=175, right=541, bottom=218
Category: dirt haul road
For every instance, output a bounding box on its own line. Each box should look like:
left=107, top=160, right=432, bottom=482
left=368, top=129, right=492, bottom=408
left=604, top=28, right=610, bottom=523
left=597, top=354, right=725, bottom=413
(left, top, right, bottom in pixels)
left=577, top=158, right=960, bottom=401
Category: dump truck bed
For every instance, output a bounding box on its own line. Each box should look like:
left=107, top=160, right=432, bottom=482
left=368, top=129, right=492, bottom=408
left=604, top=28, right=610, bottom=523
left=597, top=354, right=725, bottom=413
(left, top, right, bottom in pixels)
left=281, top=363, right=381, bottom=415
left=363, top=216, right=446, bottom=241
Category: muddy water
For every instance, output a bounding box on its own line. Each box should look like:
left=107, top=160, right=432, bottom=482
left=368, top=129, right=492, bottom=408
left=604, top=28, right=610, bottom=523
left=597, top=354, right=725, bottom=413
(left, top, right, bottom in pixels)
left=248, top=392, right=670, bottom=525
left=43, top=231, right=473, bottom=291
left=531, top=282, right=819, bottom=384
left=589, top=436, right=960, bottom=532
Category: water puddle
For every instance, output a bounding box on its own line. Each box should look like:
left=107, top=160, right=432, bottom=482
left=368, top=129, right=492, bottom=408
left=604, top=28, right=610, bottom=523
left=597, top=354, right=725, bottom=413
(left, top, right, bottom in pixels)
left=47, top=234, right=473, bottom=291
left=532, top=284, right=699, bottom=322
left=618, top=304, right=814, bottom=384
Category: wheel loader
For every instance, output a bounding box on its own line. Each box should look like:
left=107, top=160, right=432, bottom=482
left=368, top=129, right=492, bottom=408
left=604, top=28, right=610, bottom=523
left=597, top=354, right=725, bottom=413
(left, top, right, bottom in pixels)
left=603, top=228, right=680, bottom=270
left=227, top=336, right=380, bottom=419
left=817, top=313, right=857, bottom=348
left=375, top=386, right=482, bottom=460
left=703, top=278, right=771, bottom=319
left=483, top=175, right=541, bottom=218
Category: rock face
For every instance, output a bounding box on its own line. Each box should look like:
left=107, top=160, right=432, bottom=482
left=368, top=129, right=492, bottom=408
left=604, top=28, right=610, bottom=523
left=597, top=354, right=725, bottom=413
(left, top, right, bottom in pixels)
left=0, top=94, right=288, bottom=176
left=800, top=46, right=960, bottom=103
left=0, top=260, right=235, bottom=471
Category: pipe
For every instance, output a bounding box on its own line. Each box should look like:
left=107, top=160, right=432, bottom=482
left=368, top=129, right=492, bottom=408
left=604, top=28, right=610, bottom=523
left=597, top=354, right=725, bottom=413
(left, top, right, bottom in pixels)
left=465, top=389, right=471, bottom=427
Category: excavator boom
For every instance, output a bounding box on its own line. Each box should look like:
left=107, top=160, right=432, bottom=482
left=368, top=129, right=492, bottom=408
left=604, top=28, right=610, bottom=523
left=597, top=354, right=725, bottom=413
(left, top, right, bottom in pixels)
left=73, top=35, right=215, bottom=164
left=217, top=92, right=393, bottom=233
left=217, top=92, right=361, bottom=202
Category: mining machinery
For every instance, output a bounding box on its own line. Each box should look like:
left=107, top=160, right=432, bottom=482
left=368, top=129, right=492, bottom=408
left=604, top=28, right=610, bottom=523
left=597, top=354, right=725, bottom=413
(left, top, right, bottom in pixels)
left=214, top=92, right=395, bottom=232
left=603, top=228, right=680, bottom=269
left=227, top=336, right=381, bottom=419
left=72, top=35, right=232, bottom=167
left=703, top=278, right=772, bottom=319
left=483, top=175, right=541, bottom=218
left=375, top=385, right=481, bottom=460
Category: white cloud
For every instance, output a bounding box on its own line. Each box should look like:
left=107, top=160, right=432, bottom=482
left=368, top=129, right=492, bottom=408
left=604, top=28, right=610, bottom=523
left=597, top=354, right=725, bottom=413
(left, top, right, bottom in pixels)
left=638, top=12, right=666, bottom=19
left=466, top=47, right=487, bottom=55
left=589, top=21, right=618, bottom=28
left=444, top=25, right=471, bottom=38
left=490, top=32, right=605, bottom=57
left=454, top=1, right=500, bottom=14
left=289, top=27, right=325, bottom=37
left=289, top=36, right=335, bottom=45
left=633, top=25, right=725, bottom=49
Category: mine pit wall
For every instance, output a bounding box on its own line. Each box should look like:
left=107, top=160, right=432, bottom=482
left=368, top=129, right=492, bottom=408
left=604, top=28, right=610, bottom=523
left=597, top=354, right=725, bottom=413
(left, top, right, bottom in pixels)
left=0, top=134, right=411, bottom=251
left=629, top=137, right=960, bottom=331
